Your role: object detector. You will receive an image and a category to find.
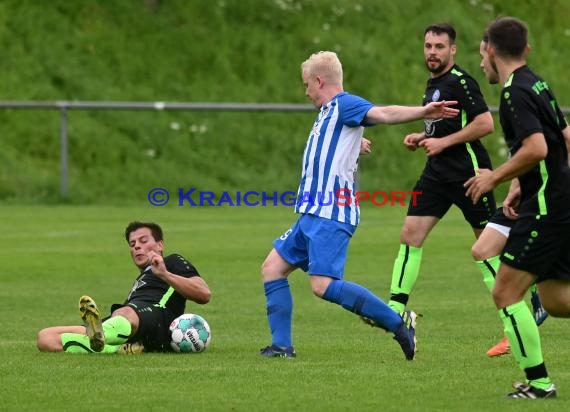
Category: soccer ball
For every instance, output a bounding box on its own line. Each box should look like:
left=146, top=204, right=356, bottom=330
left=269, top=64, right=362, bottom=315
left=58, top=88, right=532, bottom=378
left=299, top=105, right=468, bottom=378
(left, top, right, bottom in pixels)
left=169, top=313, right=211, bottom=353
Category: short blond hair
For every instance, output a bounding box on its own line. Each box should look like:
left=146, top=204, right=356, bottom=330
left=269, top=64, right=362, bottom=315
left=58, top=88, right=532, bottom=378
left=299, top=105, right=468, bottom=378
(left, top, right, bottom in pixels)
left=301, top=51, right=343, bottom=86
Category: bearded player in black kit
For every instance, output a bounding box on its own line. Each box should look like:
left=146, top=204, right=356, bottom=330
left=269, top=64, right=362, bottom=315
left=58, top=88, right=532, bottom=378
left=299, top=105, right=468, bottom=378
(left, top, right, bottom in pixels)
left=384, top=23, right=496, bottom=317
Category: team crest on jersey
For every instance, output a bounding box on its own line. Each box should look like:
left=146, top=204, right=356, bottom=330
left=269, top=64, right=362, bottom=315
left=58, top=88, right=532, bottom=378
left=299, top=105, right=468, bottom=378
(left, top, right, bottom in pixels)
left=424, top=118, right=443, bottom=136
left=432, top=89, right=441, bottom=101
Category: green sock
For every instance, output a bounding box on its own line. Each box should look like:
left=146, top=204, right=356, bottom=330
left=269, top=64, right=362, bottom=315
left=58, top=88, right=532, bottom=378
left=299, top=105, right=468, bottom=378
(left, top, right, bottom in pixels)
left=475, top=255, right=500, bottom=293
left=102, top=316, right=131, bottom=345
left=388, top=244, right=422, bottom=313
left=499, top=301, right=552, bottom=390
left=61, top=333, right=119, bottom=354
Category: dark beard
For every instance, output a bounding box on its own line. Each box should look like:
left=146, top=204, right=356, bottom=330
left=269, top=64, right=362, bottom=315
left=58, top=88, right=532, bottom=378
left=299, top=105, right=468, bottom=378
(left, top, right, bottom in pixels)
left=425, top=61, right=446, bottom=74
left=488, top=59, right=500, bottom=84
left=490, top=61, right=499, bottom=78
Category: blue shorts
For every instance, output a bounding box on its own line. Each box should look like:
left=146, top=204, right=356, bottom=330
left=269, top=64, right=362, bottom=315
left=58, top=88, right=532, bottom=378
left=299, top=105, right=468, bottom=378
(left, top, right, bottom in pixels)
left=273, top=213, right=356, bottom=278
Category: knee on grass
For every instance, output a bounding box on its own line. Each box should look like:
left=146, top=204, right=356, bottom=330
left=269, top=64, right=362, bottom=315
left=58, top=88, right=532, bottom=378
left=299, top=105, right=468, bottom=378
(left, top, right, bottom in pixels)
left=37, top=328, right=62, bottom=352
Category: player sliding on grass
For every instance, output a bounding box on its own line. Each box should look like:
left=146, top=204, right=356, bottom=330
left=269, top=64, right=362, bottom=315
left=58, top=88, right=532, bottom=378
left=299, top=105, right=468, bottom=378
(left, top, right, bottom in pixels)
left=259, top=51, right=459, bottom=359
left=465, top=17, right=570, bottom=398
left=37, top=221, right=211, bottom=354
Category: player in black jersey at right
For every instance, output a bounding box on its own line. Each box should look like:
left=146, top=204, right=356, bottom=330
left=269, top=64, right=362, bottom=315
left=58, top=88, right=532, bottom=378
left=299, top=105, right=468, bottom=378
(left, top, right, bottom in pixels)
left=385, top=23, right=496, bottom=315
left=37, top=221, right=211, bottom=354
left=466, top=17, right=570, bottom=399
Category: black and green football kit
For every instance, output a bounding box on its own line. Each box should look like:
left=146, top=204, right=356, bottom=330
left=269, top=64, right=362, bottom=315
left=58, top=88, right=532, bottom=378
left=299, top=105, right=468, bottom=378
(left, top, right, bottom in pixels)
left=111, top=253, right=201, bottom=351
left=495, top=65, right=570, bottom=392
left=388, top=64, right=496, bottom=314
left=409, top=64, right=495, bottom=227
left=488, top=207, right=514, bottom=229
left=498, top=65, right=570, bottom=279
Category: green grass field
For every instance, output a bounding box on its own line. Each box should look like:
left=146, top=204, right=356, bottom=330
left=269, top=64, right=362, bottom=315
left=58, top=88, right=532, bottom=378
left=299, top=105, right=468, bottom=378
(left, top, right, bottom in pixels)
left=1, top=204, right=568, bottom=411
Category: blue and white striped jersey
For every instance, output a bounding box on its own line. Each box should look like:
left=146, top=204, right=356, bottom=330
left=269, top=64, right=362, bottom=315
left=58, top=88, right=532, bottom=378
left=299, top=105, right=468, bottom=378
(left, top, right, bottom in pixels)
left=294, top=92, right=374, bottom=226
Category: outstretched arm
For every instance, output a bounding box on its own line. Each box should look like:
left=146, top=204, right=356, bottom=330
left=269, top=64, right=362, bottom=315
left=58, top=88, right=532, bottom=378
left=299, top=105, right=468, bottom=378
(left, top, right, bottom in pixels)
left=364, top=101, right=459, bottom=125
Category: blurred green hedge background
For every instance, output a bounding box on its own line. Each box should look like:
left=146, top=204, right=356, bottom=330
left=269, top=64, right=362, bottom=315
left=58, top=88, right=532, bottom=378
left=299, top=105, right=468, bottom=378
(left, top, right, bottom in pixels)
left=1, top=0, right=569, bottom=203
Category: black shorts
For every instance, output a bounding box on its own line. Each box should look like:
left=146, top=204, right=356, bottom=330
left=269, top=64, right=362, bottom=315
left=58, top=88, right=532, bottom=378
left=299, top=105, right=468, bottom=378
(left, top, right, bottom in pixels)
left=407, top=175, right=495, bottom=229
left=111, top=301, right=178, bottom=352
left=485, top=207, right=517, bottom=237
left=489, top=207, right=515, bottom=227
left=500, top=216, right=570, bottom=281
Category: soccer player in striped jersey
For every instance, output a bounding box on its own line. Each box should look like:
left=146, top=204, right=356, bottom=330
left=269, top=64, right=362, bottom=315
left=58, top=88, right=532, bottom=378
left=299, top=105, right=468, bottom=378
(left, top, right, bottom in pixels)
left=386, top=22, right=496, bottom=317
left=466, top=17, right=570, bottom=399
left=259, top=51, right=459, bottom=359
